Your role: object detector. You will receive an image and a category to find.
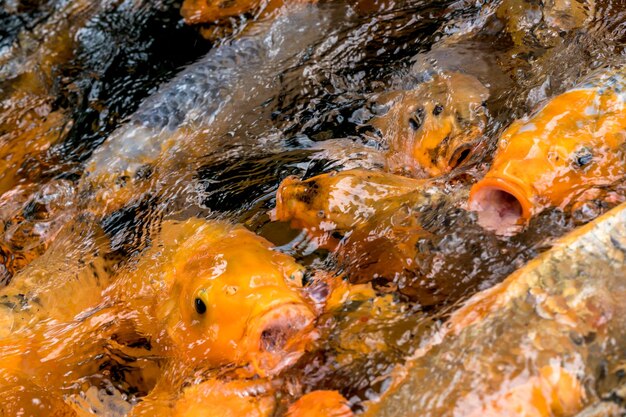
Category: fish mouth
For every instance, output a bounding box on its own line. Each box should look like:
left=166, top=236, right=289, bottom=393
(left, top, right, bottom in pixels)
left=469, top=177, right=533, bottom=235
left=272, top=176, right=300, bottom=222
left=245, top=302, right=315, bottom=376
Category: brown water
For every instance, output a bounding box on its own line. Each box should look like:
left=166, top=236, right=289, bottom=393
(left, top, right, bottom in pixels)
left=0, top=0, right=625, bottom=415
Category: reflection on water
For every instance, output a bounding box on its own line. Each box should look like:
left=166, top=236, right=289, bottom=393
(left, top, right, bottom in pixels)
left=0, top=0, right=625, bottom=415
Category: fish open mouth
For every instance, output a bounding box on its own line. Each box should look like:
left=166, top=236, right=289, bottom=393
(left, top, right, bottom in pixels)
left=469, top=177, right=533, bottom=235
left=246, top=303, right=315, bottom=376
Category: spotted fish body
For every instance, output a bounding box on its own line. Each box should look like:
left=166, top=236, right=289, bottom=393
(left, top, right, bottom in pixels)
left=470, top=67, right=626, bottom=234
left=274, top=169, right=428, bottom=248
left=366, top=201, right=626, bottom=417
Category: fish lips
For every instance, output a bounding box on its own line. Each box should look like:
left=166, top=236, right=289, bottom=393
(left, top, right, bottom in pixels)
left=244, top=302, right=316, bottom=377
left=469, top=176, right=534, bottom=235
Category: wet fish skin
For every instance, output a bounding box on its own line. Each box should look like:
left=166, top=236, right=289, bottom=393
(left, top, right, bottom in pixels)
left=309, top=72, right=489, bottom=178
left=0, top=218, right=316, bottom=413
left=285, top=390, right=354, bottom=417
left=129, top=378, right=276, bottom=417
left=143, top=219, right=316, bottom=375
left=274, top=168, right=492, bottom=305
left=180, top=0, right=314, bottom=25
left=0, top=217, right=114, bottom=339
left=365, top=201, right=626, bottom=417
left=495, top=0, right=595, bottom=50
left=80, top=4, right=338, bottom=215
left=0, top=0, right=105, bottom=196
left=273, top=169, right=428, bottom=249
left=132, top=378, right=352, bottom=417
left=470, top=68, right=626, bottom=235
left=0, top=180, right=76, bottom=285
left=371, top=72, right=489, bottom=177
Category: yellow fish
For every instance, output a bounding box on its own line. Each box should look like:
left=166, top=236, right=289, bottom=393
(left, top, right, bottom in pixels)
left=0, top=218, right=317, bottom=414
left=470, top=69, right=626, bottom=234
left=273, top=169, right=426, bottom=248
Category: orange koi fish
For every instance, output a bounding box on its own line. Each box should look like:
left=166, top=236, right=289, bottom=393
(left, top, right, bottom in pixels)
left=286, top=390, right=354, bottom=417
left=469, top=69, right=626, bottom=234
left=0, top=180, right=76, bottom=283
left=273, top=169, right=426, bottom=248
left=371, top=72, right=489, bottom=177
left=133, top=378, right=353, bottom=417
left=365, top=202, right=626, bottom=417
left=0, top=218, right=317, bottom=414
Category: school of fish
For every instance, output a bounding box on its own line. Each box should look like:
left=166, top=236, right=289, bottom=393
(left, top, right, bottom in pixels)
left=0, top=0, right=625, bottom=416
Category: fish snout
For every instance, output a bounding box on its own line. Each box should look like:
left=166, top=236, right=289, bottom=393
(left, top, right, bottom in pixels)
left=274, top=176, right=307, bottom=222
left=469, top=176, right=534, bottom=235
left=246, top=302, right=316, bottom=376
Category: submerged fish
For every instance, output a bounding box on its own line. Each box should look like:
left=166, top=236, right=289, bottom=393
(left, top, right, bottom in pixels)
left=0, top=218, right=317, bottom=414
left=0, top=0, right=105, bottom=195
left=0, top=217, right=114, bottom=338
left=273, top=169, right=500, bottom=305
left=181, top=0, right=313, bottom=24
left=495, top=0, right=595, bottom=49
left=0, top=180, right=75, bottom=284
left=371, top=72, right=489, bottom=177
left=285, top=390, right=354, bottom=417
left=273, top=169, right=428, bottom=248
left=469, top=68, right=626, bottom=234
left=309, top=72, right=489, bottom=178
left=80, top=4, right=340, bottom=215
left=365, top=201, right=626, bottom=417
left=131, top=378, right=277, bottom=416
left=135, top=378, right=353, bottom=417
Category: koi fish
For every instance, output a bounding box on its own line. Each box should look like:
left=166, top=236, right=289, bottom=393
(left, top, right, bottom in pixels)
left=0, top=180, right=75, bottom=283
left=274, top=169, right=494, bottom=305
left=371, top=72, right=489, bottom=177
left=0, top=0, right=104, bottom=195
left=181, top=0, right=314, bottom=25
left=133, top=378, right=352, bottom=416
left=469, top=69, right=626, bottom=234
left=308, top=72, right=489, bottom=178
left=80, top=5, right=336, bottom=216
left=273, top=169, right=427, bottom=248
left=365, top=201, right=626, bottom=417
left=286, top=390, right=354, bottom=417
left=0, top=218, right=316, bottom=414
left=495, top=0, right=595, bottom=49
left=144, top=219, right=316, bottom=374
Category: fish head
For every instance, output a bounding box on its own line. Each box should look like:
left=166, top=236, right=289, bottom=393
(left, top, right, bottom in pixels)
left=164, top=224, right=316, bottom=376
left=373, top=72, right=489, bottom=176
left=274, top=169, right=423, bottom=246
left=470, top=86, right=626, bottom=234
left=274, top=174, right=332, bottom=233
left=181, top=0, right=298, bottom=24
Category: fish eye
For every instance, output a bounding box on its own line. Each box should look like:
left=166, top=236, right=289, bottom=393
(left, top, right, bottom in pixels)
left=194, top=298, right=207, bottom=315
left=432, top=104, right=444, bottom=116
left=572, top=148, right=594, bottom=169
left=409, top=107, right=425, bottom=131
